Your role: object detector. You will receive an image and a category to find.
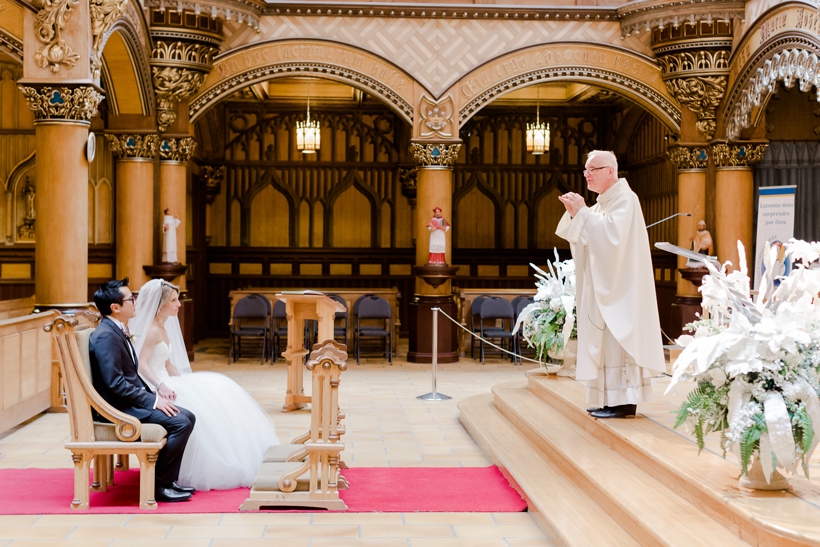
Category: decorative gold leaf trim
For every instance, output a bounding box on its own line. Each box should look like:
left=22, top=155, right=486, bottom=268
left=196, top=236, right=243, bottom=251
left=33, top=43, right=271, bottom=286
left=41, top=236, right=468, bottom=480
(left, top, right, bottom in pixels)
left=158, top=137, right=197, bottom=162
left=32, top=0, right=81, bottom=73
left=18, top=85, right=103, bottom=122
left=711, top=143, right=767, bottom=167
left=105, top=134, right=159, bottom=159
left=410, top=143, right=460, bottom=167
left=668, top=146, right=709, bottom=170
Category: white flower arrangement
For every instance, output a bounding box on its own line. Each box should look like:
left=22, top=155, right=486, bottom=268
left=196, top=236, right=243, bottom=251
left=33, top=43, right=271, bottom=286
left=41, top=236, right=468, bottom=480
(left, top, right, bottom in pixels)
left=512, top=250, right=577, bottom=360
left=667, top=239, right=820, bottom=483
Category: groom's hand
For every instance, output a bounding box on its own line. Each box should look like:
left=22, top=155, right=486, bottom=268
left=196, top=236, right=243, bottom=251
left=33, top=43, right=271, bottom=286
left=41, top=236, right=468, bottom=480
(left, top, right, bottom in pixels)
left=156, top=396, right=180, bottom=417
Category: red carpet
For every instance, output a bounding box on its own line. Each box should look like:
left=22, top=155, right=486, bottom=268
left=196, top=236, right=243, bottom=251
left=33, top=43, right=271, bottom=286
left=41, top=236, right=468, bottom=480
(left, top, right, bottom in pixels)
left=0, top=467, right=526, bottom=514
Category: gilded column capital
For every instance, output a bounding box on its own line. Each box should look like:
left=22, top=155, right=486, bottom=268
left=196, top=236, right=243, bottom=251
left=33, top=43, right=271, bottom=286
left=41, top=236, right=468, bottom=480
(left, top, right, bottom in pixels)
left=668, top=146, right=709, bottom=170
left=18, top=85, right=103, bottom=123
left=149, top=10, right=222, bottom=132
left=159, top=137, right=197, bottom=163
left=105, top=134, right=159, bottom=160
left=652, top=21, right=731, bottom=141
left=410, top=143, right=461, bottom=168
left=31, top=0, right=81, bottom=73
left=711, top=143, right=768, bottom=168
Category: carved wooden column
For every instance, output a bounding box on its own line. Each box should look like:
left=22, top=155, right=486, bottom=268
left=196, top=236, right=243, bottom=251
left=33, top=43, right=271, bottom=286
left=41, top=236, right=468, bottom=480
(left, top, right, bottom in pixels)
left=712, top=143, right=767, bottom=272
left=18, top=86, right=103, bottom=310
left=105, top=134, right=158, bottom=289
left=667, top=146, right=708, bottom=338
left=407, top=142, right=461, bottom=364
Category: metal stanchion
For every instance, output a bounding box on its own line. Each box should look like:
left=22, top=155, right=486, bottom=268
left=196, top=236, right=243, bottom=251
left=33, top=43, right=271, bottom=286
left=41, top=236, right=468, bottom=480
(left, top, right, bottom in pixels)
left=417, top=307, right=451, bottom=401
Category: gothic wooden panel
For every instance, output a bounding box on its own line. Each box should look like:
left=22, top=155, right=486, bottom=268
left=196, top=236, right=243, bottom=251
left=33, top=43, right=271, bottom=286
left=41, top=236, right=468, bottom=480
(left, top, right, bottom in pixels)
left=250, top=185, right=290, bottom=247
left=332, top=185, right=372, bottom=247
left=456, top=187, right=495, bottom=249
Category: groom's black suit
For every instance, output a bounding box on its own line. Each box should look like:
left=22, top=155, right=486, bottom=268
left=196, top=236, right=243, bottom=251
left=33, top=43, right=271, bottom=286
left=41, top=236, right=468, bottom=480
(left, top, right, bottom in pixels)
left=89, top=317, right=195, bottom=488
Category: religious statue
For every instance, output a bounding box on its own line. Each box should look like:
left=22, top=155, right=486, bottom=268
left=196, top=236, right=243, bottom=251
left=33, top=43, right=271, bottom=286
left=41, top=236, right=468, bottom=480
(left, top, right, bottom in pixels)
left=691, top=220, right=713, bottom=255
left=162, top=208, right=182, bottom=264
left=22, top=178, right=35, bottom=220
left=426, top=207, right=450, bottom=265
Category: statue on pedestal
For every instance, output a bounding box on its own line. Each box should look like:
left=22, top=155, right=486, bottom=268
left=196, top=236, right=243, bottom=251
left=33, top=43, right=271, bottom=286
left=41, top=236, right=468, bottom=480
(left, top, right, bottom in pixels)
left=426, top=207, right=449, bottom=265
left=17, top=178, right=36, bottom=241
left=691, top=220, right=713, bottom=255
left=162, top=208, right=182, bottom=264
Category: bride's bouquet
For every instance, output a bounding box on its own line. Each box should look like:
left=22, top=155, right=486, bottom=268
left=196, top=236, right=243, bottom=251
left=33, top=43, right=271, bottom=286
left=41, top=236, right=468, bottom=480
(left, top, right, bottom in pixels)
left=667, top=239, right=820, bottom=483
left=513, top=250, right=577, bottom=360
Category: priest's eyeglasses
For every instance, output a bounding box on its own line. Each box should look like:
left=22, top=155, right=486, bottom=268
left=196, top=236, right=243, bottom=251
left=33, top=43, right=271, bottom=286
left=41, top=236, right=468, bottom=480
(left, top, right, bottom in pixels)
left=583, top=166, right=609, bottom=176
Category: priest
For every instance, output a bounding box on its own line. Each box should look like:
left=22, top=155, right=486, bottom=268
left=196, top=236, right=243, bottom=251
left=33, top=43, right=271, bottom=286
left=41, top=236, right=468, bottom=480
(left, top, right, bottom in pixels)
left=555, top=151, right=665, bottom=419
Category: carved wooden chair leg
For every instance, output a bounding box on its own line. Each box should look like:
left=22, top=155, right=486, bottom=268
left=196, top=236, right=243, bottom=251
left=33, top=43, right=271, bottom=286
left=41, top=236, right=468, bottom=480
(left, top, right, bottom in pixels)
left=71, top=452, right=91, bottom=510
left=106, top=454, right=115, bottom=487
left=137, top=452, right=159, bottom=510
left=115, top=453, right=130, bottom=471
left=91, top=454, right=106, bottom=491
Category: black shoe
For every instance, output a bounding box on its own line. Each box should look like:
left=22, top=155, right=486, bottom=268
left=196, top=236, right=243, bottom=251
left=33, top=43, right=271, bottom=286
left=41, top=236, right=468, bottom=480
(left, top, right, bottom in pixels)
left=171, top=482, right=196, bottom=494
left=155, top=487, right=192, bottom=502
left=586, top=407, right=603, bottom=413
left=590, top=404, right=637, bottom=419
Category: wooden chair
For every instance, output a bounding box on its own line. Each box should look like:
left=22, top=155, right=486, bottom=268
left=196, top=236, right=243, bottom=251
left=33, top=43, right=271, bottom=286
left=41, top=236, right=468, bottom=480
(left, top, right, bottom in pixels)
left=241, top=340, right=348, bottom=510
left=45, top=313, right=167, bottom=510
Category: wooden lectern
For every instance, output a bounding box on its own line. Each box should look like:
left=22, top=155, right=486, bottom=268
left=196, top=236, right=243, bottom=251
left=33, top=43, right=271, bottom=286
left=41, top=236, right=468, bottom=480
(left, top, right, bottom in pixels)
left=277, top=292, right=346, bottom=412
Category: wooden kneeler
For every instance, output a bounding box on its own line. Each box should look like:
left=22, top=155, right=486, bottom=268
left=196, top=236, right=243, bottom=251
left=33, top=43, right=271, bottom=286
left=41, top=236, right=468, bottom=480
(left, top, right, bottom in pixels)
left=241, top=341, right=348, bottom=511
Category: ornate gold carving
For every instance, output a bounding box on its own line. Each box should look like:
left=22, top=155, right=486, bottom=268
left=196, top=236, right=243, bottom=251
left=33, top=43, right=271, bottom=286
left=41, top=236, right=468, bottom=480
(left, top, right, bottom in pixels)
left=202, top=165, right=225, bottom=205
left=410, top=143, right=460, bottom=167
left=159, top=137, right=197, bottom=162
left=105, top=134, right=159, bottom=159
left=18, top=85, right=103, bottom=122
left=618, top=0, right=743, bottom=39
left=711, top=143, right=768, bottom=167
left=32, top=0, right=81, bottom=72
left=668, top=146, right=709, bottom=170
left=656, top=51, right=730, bottom=75
left=663, top=75, right=727, bottom=141
left=418, top=95, right=454, bottom=139
left=89, top=0, right=127, bottom=79
left=151, top=40, right=219, bottom=132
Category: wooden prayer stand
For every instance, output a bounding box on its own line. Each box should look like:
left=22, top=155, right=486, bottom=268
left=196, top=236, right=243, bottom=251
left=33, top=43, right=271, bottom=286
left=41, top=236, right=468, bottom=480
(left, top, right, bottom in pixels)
left=277, top=292, right=346, bottom=412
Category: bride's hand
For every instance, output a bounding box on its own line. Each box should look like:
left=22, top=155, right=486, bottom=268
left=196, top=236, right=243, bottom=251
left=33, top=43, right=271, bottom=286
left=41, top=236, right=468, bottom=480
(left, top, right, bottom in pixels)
left=157, top=383, right=176, bottom=401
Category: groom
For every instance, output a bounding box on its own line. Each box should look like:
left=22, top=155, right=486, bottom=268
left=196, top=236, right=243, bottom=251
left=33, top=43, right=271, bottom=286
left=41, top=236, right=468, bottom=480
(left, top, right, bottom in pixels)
left=90, top=278, right=197, bottom=502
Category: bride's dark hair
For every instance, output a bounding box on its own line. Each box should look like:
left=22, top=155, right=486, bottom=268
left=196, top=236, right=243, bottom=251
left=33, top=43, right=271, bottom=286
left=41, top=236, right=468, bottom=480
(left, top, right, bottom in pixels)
left=156, top=280, right=180, bottom=317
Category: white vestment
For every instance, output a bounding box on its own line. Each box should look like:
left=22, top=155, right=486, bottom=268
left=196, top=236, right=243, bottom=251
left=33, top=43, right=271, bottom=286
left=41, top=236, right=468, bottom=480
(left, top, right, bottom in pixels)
left=555, top=178, right=665, bottom=406
left=162, top=215, right=181, bottom=263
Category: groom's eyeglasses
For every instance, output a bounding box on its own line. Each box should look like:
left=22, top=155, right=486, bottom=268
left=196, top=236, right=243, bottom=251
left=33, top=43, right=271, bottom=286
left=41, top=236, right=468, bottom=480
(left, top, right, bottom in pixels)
left=122, top=297, right=136, bottom=305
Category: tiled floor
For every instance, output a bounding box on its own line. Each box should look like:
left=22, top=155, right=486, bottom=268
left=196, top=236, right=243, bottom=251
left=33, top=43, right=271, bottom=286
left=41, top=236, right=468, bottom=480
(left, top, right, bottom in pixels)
left=0, top=339, right=553, bottom=546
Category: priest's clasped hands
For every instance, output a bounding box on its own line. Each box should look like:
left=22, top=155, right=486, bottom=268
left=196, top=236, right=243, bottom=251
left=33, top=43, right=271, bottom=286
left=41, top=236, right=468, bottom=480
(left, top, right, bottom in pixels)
left=558, top=192, right=587, bottom=217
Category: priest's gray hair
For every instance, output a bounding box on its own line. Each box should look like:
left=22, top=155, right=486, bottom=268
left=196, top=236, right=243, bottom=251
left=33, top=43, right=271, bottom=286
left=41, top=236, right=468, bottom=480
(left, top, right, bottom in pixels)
left=587, top=150, right=618, bottom=172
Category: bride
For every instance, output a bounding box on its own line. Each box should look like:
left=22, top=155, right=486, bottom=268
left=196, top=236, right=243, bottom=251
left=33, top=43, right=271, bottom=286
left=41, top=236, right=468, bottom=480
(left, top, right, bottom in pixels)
left=131, top=279, right=279, bottom=491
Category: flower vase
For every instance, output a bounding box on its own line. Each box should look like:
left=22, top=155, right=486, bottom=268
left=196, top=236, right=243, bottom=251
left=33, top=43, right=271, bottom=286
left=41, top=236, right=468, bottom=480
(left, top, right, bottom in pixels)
left=738, top=458, right=792, bottom=491
left=547, top=339, right=578, bottom=378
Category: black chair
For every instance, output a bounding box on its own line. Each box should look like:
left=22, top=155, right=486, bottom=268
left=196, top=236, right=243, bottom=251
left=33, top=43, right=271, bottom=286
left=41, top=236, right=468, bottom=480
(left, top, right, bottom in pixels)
left=328, top=294, right=349, bottom=347
left=479, top=297, right=515, bottom=365
left=230, top=294, right=271, bottom=365
left=470, top=295, right=490, bottom=359
left=514, top=297, right=535, bottom=365
left=354, top=295, right=392, bottom=365
left=272, top=299, right=288, bottom=362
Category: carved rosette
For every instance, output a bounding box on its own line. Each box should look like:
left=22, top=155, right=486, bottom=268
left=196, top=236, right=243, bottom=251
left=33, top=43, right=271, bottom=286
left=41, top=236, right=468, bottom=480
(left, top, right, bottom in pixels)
left=711, top=143, right=768, bottom=168
left=202, top=165, right=225, bottom=204
left=89, top=0, right=127, bottom=78
left=150, top=25, right=221, bottom=132
left=159, top=137, right=197, bottom=163
left=418, top=95, right=455, bottom=139
left=410, top=143, right=461, bottom=168
left=32, top=0, right=81, bottom=73
left=105, top=134, right=159, bottom=159
left=18, top=85, right=103, bottom=122
left=668, top=146, right=709, bottom=170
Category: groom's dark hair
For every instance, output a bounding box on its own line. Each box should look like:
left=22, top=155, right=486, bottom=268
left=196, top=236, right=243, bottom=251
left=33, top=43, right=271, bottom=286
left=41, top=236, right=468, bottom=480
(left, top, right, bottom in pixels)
left=94, top=278, right=130, bottom=316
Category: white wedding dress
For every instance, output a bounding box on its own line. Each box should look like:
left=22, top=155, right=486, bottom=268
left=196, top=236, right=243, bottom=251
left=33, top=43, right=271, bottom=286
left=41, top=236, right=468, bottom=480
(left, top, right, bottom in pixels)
left=145, top=341, right=279, bottom=490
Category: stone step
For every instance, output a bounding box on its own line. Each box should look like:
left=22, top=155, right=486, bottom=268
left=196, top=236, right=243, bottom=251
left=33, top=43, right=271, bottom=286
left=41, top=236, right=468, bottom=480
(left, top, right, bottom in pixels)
left=526, top=373, right=820, bottom=547
left=492, top=379, right=750, bottom=547
left=459, top=392, right=641, bottom=547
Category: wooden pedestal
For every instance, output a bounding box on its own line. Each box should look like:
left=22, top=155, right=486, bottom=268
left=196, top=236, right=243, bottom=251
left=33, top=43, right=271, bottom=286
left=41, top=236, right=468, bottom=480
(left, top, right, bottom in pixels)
left=407, top=295, right=459, bottom=363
